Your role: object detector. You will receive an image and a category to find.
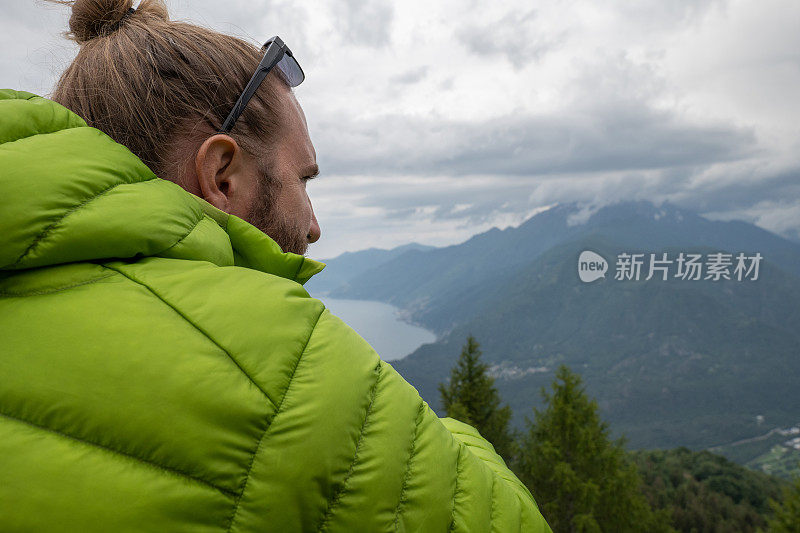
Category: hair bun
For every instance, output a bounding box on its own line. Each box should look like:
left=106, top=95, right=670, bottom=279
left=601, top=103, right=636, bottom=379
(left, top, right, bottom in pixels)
left=65, top=0, right=135, bottom=44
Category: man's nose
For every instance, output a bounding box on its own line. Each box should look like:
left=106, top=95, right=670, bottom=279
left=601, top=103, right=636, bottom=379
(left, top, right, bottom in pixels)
left=307, top=208, right=321, bottom=243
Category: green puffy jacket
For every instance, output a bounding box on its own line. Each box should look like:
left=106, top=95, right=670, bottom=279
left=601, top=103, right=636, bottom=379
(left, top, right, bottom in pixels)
left=0, top=89, right=551, bottom=532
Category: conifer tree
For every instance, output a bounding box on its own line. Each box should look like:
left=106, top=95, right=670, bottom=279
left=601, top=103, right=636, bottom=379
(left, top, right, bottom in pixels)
left=768, top=467, right=800, bottom=532
left=438, top=335, right=515, bottom=460
left=515, top=365, right=673, bottom=532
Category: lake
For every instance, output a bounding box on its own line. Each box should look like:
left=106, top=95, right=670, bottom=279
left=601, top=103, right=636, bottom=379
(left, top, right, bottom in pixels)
left=315, top=297, right=437, bottom=361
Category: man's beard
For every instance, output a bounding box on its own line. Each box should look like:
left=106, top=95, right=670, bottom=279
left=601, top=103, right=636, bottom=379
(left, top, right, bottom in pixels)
left=246, top=176, right=309, bottom=256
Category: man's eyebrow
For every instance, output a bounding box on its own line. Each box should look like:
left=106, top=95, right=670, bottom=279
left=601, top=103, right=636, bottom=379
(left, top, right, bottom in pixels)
left=302, top=164, right=320, bottom=179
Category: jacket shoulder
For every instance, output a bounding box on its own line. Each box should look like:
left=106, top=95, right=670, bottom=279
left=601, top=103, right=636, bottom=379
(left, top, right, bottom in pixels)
left=0, top=256, right=328, bottom=530
left=109, top=258, right=551, bottom=532
left=0, top=90, right=86, bottom=145
left=1, top=256, right=550, bottom=531
left=104, top=257, right=326, bottom=406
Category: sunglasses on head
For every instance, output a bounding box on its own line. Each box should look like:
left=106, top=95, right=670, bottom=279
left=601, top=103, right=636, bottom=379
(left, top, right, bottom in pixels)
left=218, top=36, right=305, bottom=134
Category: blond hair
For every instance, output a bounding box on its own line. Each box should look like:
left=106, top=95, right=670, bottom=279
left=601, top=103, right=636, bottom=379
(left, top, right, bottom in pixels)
left=50, top=0, right=288, bottom=181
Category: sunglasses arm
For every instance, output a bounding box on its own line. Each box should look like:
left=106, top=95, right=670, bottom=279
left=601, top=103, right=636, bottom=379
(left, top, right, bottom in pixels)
left=218, top=43, right=286, bottom=133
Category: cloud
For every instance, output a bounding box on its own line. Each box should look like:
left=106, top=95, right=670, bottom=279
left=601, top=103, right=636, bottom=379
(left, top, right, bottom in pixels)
left=705, top=200, right=800, bottom=242
left=456, top=9, right=563, bottom=69
left=314, top=103, right=755, bottom=177
left=3, top=0, right=798, bottom=256
left=171, top=0, right=317, bottom=56
left=389, top=66, right=429, bottom=85
left=332, top=0, right=394, bottom=48
left=611, top=0, right=725, bottom=33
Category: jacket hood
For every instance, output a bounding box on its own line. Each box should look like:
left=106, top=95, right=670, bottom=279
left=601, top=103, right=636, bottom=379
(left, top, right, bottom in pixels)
left=0, top=89, right=324, bottom=285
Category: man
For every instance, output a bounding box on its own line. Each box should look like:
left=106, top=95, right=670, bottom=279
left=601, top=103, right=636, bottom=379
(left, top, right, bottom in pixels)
left=0, top=3, right=551, bottom=531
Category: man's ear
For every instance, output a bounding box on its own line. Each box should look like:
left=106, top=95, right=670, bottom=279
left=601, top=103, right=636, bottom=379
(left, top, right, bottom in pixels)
left=194, top=134, right=245, bottom=213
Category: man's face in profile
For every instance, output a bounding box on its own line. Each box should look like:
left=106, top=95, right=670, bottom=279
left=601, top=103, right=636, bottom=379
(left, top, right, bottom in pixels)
left=246, top=87, right=321, bottom=256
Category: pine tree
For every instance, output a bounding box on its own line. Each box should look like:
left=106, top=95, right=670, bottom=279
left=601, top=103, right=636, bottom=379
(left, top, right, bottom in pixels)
left=515, top=365, right=673, bottom=532
left=438, top=335, right=515, bottom=460
left=768, top=466, right=800, bottom=532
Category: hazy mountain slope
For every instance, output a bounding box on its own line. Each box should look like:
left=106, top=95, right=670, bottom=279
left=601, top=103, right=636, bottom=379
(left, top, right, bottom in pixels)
left=391, top=234, right=800, bottom=450
left=305, top=242, right=434, bottom=296
left=328, top=203, right=589, bottom=309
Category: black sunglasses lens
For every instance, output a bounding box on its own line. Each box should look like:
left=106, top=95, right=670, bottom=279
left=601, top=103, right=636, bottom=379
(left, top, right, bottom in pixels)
left=276, top=53, right=305, bottom=87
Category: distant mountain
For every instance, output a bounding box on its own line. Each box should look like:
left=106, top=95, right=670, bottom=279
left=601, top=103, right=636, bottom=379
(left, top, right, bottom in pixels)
left=328, top=203, right=589, bottom=313
left=331, top=201, right=800, bottom=333
left=393, top=237, right=800, bottom=451
left=305, top=242, right=435, bottom=296
left=322, top=201, right=800, bottom=456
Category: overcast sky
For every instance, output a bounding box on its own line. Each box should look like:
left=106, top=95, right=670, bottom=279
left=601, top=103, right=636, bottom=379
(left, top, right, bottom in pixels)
left=3, top=0, right=799, bottom=258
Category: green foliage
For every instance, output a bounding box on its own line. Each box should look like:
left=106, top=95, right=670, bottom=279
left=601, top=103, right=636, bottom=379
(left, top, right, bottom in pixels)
left=768, top=466, right=800, bottom=532
left=515, top=365, right=672, bottom=532
left=438, top=335, right=515, bottom=460
left=633, top=447, right=787, bottom=532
